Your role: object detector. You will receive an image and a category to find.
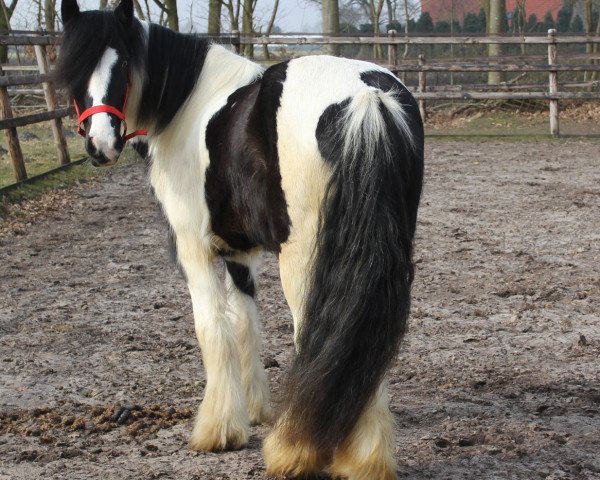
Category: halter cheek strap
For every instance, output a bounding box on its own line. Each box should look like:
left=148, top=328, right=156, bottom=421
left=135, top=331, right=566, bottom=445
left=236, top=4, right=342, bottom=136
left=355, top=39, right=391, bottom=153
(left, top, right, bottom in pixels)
left=73, top=83, right=147, bottom=143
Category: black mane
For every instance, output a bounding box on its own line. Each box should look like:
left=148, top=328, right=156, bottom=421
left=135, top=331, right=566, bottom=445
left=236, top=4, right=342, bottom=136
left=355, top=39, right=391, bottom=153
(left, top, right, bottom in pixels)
left=55, top=11, right=145, bottom=101
left=56, top=11, right=209, bottom=133
left=137, top=24, right=209, bottom=133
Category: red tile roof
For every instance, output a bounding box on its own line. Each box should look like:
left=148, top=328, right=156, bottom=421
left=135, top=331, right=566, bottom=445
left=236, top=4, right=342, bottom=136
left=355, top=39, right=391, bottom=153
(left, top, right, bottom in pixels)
left=422, top=0, right=564, bottom=24
left=506, top=0, right=563, bottom=20
left=421, top=0, right=482, bottom=24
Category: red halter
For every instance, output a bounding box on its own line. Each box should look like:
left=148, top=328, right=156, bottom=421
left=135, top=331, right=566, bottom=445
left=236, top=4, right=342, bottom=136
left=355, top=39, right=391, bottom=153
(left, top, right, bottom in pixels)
left=73, top=83, right=147, bottom=143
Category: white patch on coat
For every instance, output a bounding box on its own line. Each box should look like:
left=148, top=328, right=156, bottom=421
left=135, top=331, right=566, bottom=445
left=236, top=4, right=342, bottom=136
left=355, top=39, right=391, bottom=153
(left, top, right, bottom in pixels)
left=148, top=44, right=263, bottom=450
left=87, top=47, right=120, bottom=160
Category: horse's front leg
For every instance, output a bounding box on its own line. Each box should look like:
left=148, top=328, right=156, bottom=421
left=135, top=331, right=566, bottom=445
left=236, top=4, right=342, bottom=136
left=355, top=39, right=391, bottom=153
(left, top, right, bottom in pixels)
left=177, top=234, right=249, bottom=451
left=224, top=250, right=272, bottom=425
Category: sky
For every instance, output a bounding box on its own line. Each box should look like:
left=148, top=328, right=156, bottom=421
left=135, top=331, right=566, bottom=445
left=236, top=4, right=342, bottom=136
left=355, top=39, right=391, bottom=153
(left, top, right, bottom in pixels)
left=11, top=0, right=325, bottom=33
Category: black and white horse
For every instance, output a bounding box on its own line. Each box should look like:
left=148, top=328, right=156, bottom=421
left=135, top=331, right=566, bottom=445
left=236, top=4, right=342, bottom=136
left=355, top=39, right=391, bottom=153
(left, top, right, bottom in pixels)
left=57, top=1, right=424, bottom=478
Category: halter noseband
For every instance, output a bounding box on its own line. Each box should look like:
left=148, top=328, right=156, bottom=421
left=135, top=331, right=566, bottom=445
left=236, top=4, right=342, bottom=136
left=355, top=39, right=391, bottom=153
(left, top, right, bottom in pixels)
left=73, top=83, right=147, bottom=143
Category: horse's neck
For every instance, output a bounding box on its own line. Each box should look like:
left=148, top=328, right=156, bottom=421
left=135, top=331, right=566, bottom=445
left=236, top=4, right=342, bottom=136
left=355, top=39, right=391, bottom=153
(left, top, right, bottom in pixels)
left=192, top=45, right=264, bottom=121
left=148, top=44, right=262, bottom=180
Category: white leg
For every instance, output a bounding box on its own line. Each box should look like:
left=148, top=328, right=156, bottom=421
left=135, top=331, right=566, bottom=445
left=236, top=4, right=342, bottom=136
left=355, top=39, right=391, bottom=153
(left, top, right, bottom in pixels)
left=177, top=234, right=248, bottom=451
left=224, top=250, right=271, bottom=425
left=264, top=214, right=331, bottom=477
left=278, top=211, right=319, bottom=349
left=330, top=383, right=396, bottom=480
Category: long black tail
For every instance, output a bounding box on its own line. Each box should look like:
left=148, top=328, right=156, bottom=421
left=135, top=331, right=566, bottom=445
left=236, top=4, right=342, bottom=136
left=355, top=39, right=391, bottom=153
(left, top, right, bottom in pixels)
left=283, top=82, right=424, bottom=451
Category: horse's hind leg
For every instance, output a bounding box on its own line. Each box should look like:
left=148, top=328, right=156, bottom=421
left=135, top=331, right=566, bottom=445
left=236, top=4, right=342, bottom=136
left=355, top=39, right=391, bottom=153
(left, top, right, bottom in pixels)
left=329, top=383, right=396, bottom=480
left=177, top=234, right=249, bottom=451
left=224, top=250, right=271, bottom=425
left=263, top=219, right=331, bottom=477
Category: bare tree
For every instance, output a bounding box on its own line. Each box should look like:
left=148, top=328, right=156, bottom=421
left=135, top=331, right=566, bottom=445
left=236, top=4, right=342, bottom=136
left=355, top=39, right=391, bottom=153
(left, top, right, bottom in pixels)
left=487, top=0, right=506, bottom=84
left=369, top=0, right=385, bottom=58
left=262, top=0, right=280, bottom=59
left=208, top=0, right=222, bottom=34
left=323, top=0, right=340, bottom=55
left=0, top=0, right=19, bottom=62
left=151, top=0, right=178, bottom=30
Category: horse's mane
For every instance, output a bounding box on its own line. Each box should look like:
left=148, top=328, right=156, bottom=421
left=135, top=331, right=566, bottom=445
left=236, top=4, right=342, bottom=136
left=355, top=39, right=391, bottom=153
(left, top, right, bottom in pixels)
left=56, top=11, right=209, bottom=134
left=137, top=24, right=209, bottom=133
left=55, top=11, right=146, bottom=100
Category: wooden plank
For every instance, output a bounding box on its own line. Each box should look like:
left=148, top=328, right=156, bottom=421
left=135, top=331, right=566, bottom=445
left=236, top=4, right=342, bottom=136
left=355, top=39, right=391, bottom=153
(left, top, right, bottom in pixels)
left=0, top=73, right=53, bottom=87
left=0, top=65, right=26, bottom=182
left=388, top=64, right=600, bottom=73
left=412, top=91, right=600, bottom=100
left=1, top=65, right=40, bottom=71
left=35, top=44, right=70, bottom=166
left=0, top=107, right=73, bottom=130
left=548, top=29, right=559, bottom=136
left=388, top=30, right=397, bottom=69
left=418, top=54, right=426, bottom=120
left=0, top=35, right=60, bottom=46
left=239, top=35, right=600, bottom=46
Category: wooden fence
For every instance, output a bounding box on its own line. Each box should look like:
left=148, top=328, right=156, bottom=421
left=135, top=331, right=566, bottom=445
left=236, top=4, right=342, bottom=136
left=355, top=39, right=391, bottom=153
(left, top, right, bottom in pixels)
left=234, top=29, right=600, bottom=136
left=0, top=32, right=70, bottom=184
left=1, top=30, right=599, bottom=186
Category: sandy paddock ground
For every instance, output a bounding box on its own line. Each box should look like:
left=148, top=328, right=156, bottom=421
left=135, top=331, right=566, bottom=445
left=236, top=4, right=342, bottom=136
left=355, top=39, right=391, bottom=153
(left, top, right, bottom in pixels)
left=1, top=139, right=599, bottom=479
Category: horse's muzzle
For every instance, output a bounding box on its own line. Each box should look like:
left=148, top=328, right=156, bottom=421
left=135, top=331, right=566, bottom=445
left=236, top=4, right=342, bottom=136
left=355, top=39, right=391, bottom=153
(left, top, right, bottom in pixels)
left=86, top=135, right=123, bottom=166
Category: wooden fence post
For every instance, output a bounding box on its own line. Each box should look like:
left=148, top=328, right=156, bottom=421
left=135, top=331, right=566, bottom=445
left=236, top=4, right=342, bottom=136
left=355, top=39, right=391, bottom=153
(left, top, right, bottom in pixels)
left=34, top=43, right=70, bottom=165
left=0, top=65, right=27, bottom=182
left=232, top=30, right=241, bottom=55
left=388, top=30, right=397, bottom=69
left=418, top=54, right=427, bottom=121
left=548, top=29, right=559, bottom=136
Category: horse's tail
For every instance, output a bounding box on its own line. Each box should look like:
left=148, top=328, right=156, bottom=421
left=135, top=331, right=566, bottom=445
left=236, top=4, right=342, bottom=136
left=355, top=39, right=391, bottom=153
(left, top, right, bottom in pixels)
left=283, top=84, right=424, bottom=451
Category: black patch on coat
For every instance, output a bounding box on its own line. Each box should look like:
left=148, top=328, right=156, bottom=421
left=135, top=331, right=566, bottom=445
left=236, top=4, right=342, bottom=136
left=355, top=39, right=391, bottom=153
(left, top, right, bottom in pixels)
left=283, top=71, right=424, bottom=451
left=225, top=261, right=255, bottom=297
left=315, top=98, right=351, bottom=164
left=204, top=62, right=291, bottom=252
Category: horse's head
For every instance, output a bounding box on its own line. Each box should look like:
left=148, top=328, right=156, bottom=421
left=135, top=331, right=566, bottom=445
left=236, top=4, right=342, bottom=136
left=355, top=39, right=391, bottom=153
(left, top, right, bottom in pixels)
left=57, top=0, right=146, bottom=166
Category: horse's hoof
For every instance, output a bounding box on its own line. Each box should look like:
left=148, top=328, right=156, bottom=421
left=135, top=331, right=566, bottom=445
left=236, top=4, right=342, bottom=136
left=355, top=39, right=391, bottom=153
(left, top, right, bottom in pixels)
left=190, top=411, right=249, bottom=452
left=263, top=424, right=329, bottom=477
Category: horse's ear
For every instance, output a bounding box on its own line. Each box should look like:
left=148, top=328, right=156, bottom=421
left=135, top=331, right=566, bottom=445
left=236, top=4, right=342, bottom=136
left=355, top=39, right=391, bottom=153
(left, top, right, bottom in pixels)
left=115, top=0, right=134, bottom=26
left=61, top=0, right=80, bottom=24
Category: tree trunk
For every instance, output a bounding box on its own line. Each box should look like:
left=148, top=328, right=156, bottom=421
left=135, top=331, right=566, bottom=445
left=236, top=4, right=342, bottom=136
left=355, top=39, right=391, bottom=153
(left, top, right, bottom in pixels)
left=369, top=0, right=384, bottom=59
left=208, top=0, right=222, bottom=34
left=134, top=0, right=145, bottom=20
left=488, top=0, right=506, bottom=84
left=0, top=0, right=18, bottom=64
left=481, top=0, right=490, bottom=32
left=402, top=0, right=410, bottom=58
left=583, top=0, right=592, bottom=82
left=44, top=0, right=56, bottom=30
left=242, top=0, right=254, bottom=57
left=322, top=0, right=340, bottom=56
left=164, top=0, right=178, bottom=31
left=262, top=0, right=279, bottom=60
left=590, top=5, right=600, bottom=83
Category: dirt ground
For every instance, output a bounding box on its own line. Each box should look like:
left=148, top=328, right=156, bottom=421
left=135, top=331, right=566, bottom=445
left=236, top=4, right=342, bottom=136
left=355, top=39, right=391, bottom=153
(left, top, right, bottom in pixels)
left=1, top=139, right=599, bottom=480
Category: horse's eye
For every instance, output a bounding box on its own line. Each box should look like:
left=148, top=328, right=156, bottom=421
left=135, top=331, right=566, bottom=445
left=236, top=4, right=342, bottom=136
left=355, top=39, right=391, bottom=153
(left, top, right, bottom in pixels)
left=122, top=60, right=128, bottom=69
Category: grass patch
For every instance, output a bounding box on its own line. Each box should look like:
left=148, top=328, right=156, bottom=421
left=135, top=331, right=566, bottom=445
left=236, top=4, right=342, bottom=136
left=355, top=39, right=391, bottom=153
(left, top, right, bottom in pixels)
left=0, top=118, right=87, bottom=189
left=0, top=127, right=142, bottom=221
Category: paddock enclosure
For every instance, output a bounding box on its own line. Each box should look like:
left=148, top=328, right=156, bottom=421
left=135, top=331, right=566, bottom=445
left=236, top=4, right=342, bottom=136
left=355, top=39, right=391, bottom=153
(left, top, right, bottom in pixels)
left=1, top=139, right=599, bottom=479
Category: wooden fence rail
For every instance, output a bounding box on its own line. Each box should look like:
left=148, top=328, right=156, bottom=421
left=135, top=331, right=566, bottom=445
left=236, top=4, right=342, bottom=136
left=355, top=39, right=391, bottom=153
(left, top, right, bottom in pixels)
left=1, top=30, right=600, bottom=186
left=234, top=29, right=600, bottom=130
left=0, top=34, right=69, bottom=183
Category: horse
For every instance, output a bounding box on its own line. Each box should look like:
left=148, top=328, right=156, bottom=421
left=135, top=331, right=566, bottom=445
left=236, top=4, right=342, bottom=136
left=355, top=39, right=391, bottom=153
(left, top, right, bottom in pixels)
left=56, top=1, right=424, bottom=478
